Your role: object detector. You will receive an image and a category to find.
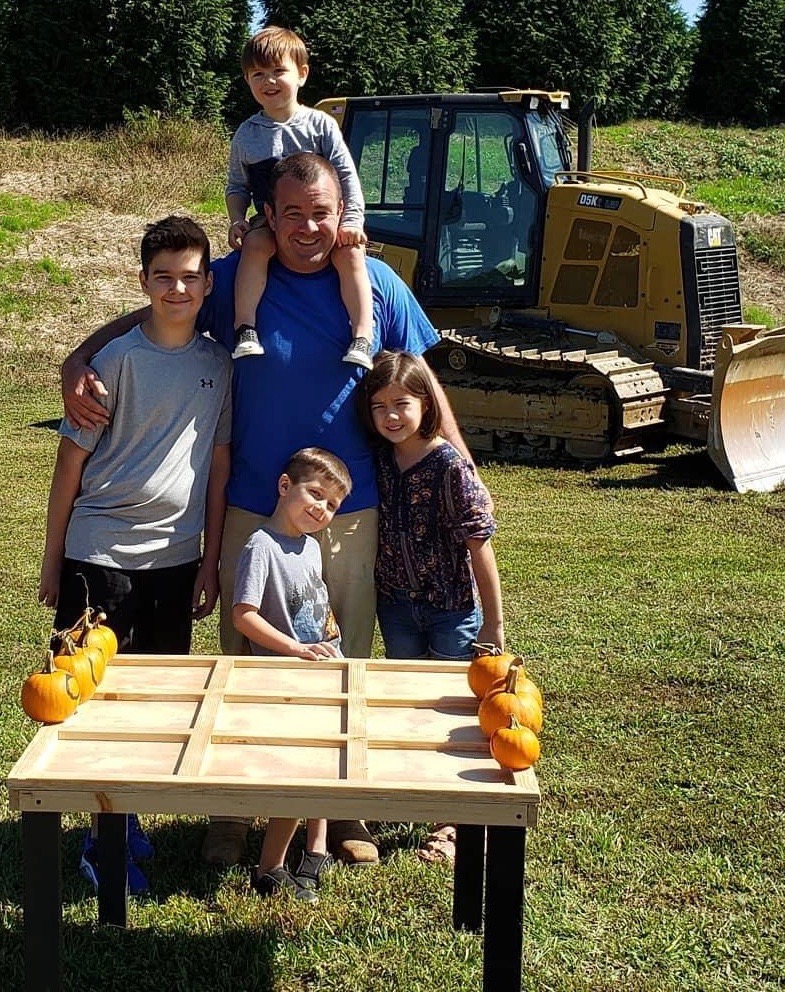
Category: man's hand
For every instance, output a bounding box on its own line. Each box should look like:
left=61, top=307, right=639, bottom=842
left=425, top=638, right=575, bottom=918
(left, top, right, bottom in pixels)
left=61, top=356, right=109, bottom=430
left=336, top=226, right=367, bottom=248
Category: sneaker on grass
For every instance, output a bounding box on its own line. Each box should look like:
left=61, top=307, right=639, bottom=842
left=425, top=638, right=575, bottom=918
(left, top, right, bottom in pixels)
left=79, top=829, right=150, bottom=895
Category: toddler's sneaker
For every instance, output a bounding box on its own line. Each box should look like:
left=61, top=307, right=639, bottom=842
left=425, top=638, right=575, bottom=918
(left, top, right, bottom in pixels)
left=127, top=813, right=155, bottom=861
left=342, top=336, right=374, bottom=370
left=79, top=829, right=150, bottom=896
left=232, top=324, right=265, bottom=359
left=250, top=865, right=318, bottom=904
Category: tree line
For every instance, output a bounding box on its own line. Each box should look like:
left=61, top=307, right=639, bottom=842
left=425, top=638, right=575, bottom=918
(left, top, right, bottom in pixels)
left=1, top=0, right=784, bottom=131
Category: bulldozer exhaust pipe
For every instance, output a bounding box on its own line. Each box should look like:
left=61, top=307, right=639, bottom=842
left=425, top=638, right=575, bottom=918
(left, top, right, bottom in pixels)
left=577, top=99, right=596, bottom=173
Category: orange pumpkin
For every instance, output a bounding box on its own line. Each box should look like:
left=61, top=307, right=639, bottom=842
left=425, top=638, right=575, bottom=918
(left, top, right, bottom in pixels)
left=53, top=636, right=102, bottom=702
left=490, top=715, right=540, bottom=770
left=478, top=660, right=543, bottom=737
left=21, top=651, right=80, bottom=724
left=82, top=610, right=118, bottom=667
left=467, top=644, right=518, bottom=699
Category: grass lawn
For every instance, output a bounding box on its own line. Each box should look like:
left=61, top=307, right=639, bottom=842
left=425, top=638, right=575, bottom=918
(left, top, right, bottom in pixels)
left=1, top=120, right=784, bottom=990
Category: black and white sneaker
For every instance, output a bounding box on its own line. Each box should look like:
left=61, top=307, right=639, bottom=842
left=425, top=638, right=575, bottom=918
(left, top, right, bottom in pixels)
left=342, top=336, right=374, bottom=370
left=232, top=324, right=265, bottom=359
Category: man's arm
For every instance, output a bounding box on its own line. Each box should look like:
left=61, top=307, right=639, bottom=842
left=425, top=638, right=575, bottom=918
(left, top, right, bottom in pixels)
left=192, top=443, right=231, bottom=620
left=39, top=438, right=90, bottom=608
left=61, top=307, right=149, bottom=429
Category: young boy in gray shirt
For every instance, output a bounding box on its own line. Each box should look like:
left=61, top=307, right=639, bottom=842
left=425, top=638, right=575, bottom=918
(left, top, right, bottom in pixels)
left=232, top=446, right=351, bottom=904
left=225, top=25, right=375, bottom=370
left=38, top=215, right=232, bottom=893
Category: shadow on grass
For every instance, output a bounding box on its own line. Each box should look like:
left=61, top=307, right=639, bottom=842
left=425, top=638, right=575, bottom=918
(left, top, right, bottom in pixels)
left=0, top=817, right=279, bottom=991
left=29, top=419, right=61, bottom=431
left=591, top=447, right=729, bottom=491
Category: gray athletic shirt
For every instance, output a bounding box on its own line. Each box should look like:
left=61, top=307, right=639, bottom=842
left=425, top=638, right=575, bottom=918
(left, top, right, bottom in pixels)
left=234, top=527, right=341, bottom=655
left=225, top=106, right=364, bottom=229
left=60, top=325, right=232, bottom=570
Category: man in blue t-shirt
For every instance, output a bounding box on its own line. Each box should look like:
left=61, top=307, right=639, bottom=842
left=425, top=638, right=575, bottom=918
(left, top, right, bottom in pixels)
left=61, top=153, right=477, bottom=868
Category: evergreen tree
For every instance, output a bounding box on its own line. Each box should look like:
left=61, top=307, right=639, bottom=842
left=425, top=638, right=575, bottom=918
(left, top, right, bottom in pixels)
left=264, top=0, right=475, bottom=101
left=689, top=0, right=785, bottom=123
left=7, top=0, right=251, bottom=130
left=466, top=0, right=691, bottom=123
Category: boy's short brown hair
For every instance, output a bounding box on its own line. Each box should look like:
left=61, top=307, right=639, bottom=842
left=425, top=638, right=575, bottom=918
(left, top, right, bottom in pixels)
left=359, top=350, right=443, bottom=440
left=284, top=447, right=352, bottom=501
left=241, top=26, right=308, bottom=75
left=140, top=215, right=210, bottom=277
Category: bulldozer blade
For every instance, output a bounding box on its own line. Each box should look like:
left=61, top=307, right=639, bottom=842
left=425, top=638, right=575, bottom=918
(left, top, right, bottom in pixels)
left=708, top=325, right=785, bottom=492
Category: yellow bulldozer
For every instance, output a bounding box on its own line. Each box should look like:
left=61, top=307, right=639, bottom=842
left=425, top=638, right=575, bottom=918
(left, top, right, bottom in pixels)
left=317, top=89, right=785, bottom=492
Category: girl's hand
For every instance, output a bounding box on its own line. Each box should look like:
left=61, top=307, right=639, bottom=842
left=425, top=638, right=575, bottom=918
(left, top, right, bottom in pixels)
left=476, top=620, right=504, bottom=653
left=228, top=219, right=250, bottom=250
left=336, top=226, right=367, bottom=248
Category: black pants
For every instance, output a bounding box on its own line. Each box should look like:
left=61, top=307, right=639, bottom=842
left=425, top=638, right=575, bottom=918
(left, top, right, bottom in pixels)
left=54, top=558, right=199, bottom=654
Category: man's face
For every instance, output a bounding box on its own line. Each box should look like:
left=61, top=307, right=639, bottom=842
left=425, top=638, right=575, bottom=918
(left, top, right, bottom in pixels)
left=264, top=174, right=343, bottom=274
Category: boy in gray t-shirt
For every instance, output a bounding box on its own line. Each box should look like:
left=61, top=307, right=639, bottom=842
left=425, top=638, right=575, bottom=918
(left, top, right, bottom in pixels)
left=232, top=447, right=351, bottom=905
left=38, top=216, right=232, bottom=894
left=225, top=26, right=375, bottom=371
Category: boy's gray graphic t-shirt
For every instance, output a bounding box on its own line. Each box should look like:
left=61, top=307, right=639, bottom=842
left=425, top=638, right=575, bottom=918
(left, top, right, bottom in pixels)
left=233, top=526, right=340, bottom=654
left=60, top=325, right=232, bottom=570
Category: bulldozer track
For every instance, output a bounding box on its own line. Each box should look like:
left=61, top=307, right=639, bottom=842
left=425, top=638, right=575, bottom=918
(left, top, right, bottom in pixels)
left=432, top=327, right=669, bottom=459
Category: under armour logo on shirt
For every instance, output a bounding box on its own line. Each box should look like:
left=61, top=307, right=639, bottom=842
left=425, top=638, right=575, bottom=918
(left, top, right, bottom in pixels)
left=200, top=378, right=214, bottom=388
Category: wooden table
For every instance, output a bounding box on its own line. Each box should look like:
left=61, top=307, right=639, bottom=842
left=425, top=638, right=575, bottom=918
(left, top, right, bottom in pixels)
left=7, top=653, right=540, bottom=992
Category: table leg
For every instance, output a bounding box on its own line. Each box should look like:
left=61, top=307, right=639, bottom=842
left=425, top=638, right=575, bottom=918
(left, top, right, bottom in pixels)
left=453, top=823, right=485, bottom=932
left=482, top=825, right=526, bottom=992
left=97, top=812, right=128, bottom=927
left=22, top=811, right=62, bottom=992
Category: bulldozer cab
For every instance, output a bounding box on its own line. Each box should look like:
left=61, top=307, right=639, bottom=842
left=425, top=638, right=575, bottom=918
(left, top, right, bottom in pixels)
left=340, top=93, right=571, bottom=308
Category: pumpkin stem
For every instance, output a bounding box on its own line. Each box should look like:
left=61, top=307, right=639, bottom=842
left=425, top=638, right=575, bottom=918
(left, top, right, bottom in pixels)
left=508, top=713, right=523, bottom=731
left=505, top=657, right=525, bottom=693
left=42, top=649, right=57, bottom=675
left=472, top=641, right=501, bottom=657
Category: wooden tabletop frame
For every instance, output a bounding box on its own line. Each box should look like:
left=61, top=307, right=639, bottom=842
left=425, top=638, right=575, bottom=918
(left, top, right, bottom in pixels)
left=8, top=654, right=540, bottom=992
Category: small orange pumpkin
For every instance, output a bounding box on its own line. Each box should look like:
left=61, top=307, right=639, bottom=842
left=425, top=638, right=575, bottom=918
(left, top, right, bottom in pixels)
left=478, top=660, right=543, bottom=737
left=467, top=644, right=518, bottom=699
left=490, top=715, right=540, bottom=770
left=21, top=651, right=80, bottom=724
left=82, top=610, right=118, bottom=667
left=53, top=635, right=102, bottom=702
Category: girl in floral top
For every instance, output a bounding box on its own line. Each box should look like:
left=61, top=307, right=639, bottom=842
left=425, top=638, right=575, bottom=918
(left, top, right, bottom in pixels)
left=361, top=350, right=504, bottom=660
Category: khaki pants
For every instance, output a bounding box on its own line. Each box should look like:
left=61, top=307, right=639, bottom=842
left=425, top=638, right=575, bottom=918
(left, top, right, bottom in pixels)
left=212, top=504, right=378, bottom=828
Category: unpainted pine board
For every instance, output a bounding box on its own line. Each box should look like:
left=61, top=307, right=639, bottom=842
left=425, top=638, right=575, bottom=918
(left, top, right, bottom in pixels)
left=176, top=655, right=234, bottom=776
left=42, top=738, right=186, bottom=776
left=346, top=658, right=368, bottom=782
left=227, top=659, right=346, bottom=695
left=214, top=701, right=346, bottom=738
left=60, top=698, right=201, bottom=734
left=202, top=741, right=345, bottom=781
left=367, top=702, right=484, bottom=744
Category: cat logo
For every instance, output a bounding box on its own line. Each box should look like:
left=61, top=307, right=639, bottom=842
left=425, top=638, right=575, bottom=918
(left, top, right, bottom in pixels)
left=200, top=378, right=214, bottom=389
left=708, top=227, right=723, bottom=248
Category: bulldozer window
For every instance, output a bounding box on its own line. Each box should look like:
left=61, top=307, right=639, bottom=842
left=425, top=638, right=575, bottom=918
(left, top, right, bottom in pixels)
left=347, top=107, right=431, bottom=238
left=438, top=111, right=538, bottom=291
